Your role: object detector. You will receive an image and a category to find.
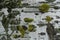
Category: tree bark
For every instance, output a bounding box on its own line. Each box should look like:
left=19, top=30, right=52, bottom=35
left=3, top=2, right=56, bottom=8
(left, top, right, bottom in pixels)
left=46, top=22, right=54, bottom=40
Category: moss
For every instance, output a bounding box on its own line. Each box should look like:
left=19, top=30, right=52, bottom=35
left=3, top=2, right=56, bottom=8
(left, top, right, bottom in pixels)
left=13, top=34, right=18, bottom=38
left=13, top=34, right=21, bottom=38
left=28, top=24, right=36, bottom=32
left=45, top=16, right=53, bottom=22
left=24, top=18, right=34, bottom=23
left=39, top=3, right=50, bottom=13
left=17, top=25, right=26, bottom=38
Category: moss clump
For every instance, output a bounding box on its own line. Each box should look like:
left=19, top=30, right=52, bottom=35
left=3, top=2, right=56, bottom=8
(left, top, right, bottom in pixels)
left=28, top=24, right=36, bottom=32
left=13, top=34, right=20, bottom=38
left=24, top=18, right=33, bottom=23
left=45, top=16, right=53, bottom=22
left=39, top=3, right=50, bottom=13
left=17, top=25, right=25, bottom=38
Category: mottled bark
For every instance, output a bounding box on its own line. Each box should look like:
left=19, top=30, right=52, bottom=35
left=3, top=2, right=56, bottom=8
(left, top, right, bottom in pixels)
left=46, top=23, right=56, bottom=40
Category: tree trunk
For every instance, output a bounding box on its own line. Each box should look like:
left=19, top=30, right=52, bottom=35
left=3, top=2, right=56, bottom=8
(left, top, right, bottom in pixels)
left=46, top=22, right=54, bottom=40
